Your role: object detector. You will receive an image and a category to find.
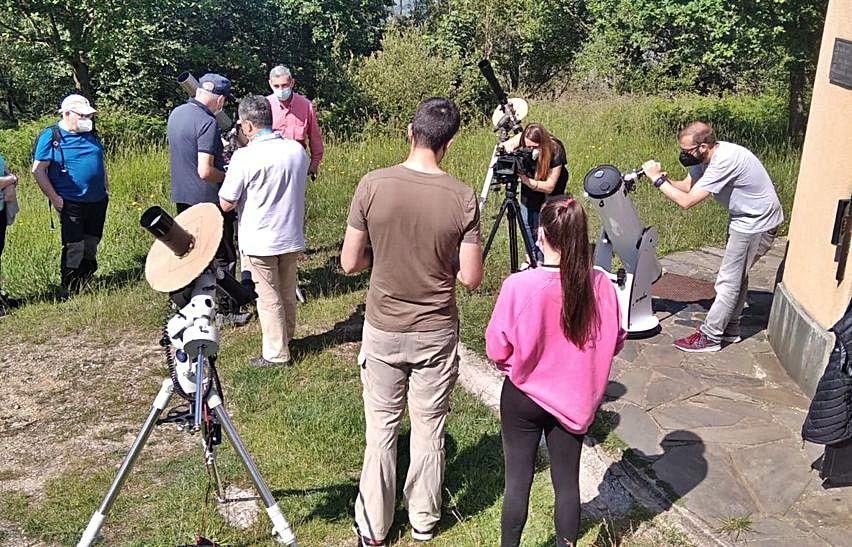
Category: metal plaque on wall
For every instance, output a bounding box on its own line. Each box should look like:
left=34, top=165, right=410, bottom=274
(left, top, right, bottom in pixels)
left=830, top=38, right=852, bottom=90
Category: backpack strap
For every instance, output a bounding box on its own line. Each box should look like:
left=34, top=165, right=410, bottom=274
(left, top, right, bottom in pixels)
left=49, top=124, right=66, bottom=173
left=41, top=124, right=64, bottom=230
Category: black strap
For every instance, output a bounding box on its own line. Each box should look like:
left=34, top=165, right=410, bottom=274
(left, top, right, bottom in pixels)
left=49, top=124, right=66, bottom=172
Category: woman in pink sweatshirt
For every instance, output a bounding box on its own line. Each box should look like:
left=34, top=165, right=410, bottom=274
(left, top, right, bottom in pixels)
left=485, top=195, right=625, bottom=546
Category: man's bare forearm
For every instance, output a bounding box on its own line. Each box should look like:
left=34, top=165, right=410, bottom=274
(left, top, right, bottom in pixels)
left=32, top=170, right=61, bottom=201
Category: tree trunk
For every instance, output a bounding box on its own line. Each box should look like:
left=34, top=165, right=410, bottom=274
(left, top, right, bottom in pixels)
left=69, top=56, right=97, bottom=102
left=787, top=64, right=807, bottom=142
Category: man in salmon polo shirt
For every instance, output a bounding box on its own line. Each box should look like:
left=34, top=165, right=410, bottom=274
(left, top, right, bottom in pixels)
left=266, top=65, right=324, bottom=180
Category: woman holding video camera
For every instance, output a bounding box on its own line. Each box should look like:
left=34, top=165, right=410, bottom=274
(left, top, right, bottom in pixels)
left=485, top=195, right=625, bottom=547
left=504, top=123, right=569, bottom=262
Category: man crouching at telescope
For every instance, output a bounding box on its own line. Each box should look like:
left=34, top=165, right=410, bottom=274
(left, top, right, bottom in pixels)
left=341, top=97, right=482, bottom=545
left=642, top=121, right=783, bottom=353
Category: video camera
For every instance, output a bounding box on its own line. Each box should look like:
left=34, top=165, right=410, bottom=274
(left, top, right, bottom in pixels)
left=492, top=147, right=538, bottom=184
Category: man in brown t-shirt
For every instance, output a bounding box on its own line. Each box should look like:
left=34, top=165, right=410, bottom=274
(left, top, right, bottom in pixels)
left=341, top=97, right=482, bottom=546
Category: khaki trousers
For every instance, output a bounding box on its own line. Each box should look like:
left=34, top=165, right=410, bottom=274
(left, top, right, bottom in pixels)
left=244, top=252, right=298, bottom=362
left=354, top=320, right=460, bottom=540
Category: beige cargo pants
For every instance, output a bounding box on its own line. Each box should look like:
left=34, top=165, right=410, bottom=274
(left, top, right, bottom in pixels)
left=353, top=319, right=460, bottom=540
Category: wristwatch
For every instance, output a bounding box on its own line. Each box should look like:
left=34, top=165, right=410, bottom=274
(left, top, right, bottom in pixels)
left=653, top=175, right=667, bottom=188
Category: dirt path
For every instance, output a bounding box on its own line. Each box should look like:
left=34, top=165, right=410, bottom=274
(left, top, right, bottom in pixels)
left=0, top=333, right=195, bottom=545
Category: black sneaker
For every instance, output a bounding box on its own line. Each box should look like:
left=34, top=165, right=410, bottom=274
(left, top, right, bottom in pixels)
left=0, top=290, right=20, bottom=309
left=352, top=522, right=385, bottom=546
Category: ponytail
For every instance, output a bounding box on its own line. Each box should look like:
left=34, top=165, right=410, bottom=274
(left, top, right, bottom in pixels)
left=539, top=195, right=598, bottom=348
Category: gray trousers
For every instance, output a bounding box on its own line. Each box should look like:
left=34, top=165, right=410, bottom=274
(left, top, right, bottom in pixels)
left=700, top=228, right=776, bottom=342
left=354, top=319, right=460, bottom=540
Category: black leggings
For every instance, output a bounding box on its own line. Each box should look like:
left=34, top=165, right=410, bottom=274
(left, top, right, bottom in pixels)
left=500, top=378, right=584, bottom=547
left=0, top=210, right=6, bottom=277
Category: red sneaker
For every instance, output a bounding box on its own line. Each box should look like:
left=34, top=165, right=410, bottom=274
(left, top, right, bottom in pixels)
left=674, top=330, right=721, bottom=353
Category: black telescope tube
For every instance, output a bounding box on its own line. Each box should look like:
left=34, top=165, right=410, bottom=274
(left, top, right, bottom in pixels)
left=177, top=71, right=199, bottom=97
left=140, top=206, right=194, bottom=257
left=478, top=59, right=508, bottom=105
left=215, top=268, right=258, bottom=307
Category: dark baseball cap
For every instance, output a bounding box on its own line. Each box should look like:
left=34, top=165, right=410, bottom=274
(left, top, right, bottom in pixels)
left=198, top=73, right=231, bottom=96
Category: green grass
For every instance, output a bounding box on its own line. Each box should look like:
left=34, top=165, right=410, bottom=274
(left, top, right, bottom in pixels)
left=0, top=95, right=796, bottom=545
left=716, top=515, right=753, bottom=541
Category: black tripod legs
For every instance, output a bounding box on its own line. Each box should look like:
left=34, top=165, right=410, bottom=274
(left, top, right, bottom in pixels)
left=482, top=195, right=539, bottom=272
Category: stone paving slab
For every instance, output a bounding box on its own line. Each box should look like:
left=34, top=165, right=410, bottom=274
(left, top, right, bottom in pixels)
left=631, top=238, right=852, bottom=544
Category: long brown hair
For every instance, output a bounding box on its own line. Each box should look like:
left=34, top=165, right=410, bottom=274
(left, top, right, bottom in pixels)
left=539, top=195, right=598, bottom=348
left=520, top=123, right=553, bottom=181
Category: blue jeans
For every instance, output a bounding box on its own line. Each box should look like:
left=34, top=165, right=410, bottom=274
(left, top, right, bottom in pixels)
left=519, top=204, right=544, bottom=263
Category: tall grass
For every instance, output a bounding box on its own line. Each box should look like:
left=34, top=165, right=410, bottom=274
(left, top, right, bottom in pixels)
left=1, top=95, right=799, bottom=301
left=1, top=94, right=800, bottom=348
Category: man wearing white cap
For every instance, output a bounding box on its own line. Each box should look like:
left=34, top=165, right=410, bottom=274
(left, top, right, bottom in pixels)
left=32, top=93, right=109, bottom=295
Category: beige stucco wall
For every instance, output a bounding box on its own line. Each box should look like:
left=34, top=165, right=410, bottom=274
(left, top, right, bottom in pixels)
left=782, top=0, right=852, bottom=329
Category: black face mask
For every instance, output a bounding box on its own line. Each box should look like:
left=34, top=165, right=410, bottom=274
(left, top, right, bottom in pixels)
left=679, top=148, right=703, bottom=167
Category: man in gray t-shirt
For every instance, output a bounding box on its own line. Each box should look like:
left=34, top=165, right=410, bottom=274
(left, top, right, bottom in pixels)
left=643, top=121, right=783, bottom=353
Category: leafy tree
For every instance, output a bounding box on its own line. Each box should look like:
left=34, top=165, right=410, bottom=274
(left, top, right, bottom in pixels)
left=575, top=0, right=826, bottom=138
left=0, top=0, right=392, bottom=130
left=425, top=0, right=589, bottom=94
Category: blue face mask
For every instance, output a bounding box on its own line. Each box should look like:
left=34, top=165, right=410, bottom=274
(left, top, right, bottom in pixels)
left=275, top=87, right=292, bottom=101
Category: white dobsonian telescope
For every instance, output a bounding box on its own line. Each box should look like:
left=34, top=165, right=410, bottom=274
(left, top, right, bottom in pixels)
left=583, top=165, right=662, bottom=337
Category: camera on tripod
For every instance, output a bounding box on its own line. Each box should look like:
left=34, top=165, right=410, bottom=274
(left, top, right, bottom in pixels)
left=492, top=147, right=538, bottom=185
left=477, top=59, right=532, bottom=191
left=477, top=58, right=540, bottom=271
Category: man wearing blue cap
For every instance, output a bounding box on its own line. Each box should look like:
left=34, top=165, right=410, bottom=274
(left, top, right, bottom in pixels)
left=167, top=73, right=249, bottom=326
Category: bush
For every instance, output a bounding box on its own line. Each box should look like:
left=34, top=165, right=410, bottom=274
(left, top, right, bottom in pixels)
left=354, top=28, right=487, bottom=125
left=0, top=109, right=166, bottom=172
left=650, top=94, right=788, bottom=147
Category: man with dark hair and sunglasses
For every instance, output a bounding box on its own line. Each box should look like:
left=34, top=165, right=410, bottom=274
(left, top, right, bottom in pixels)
left=642, top=121, right=783, bottom=353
